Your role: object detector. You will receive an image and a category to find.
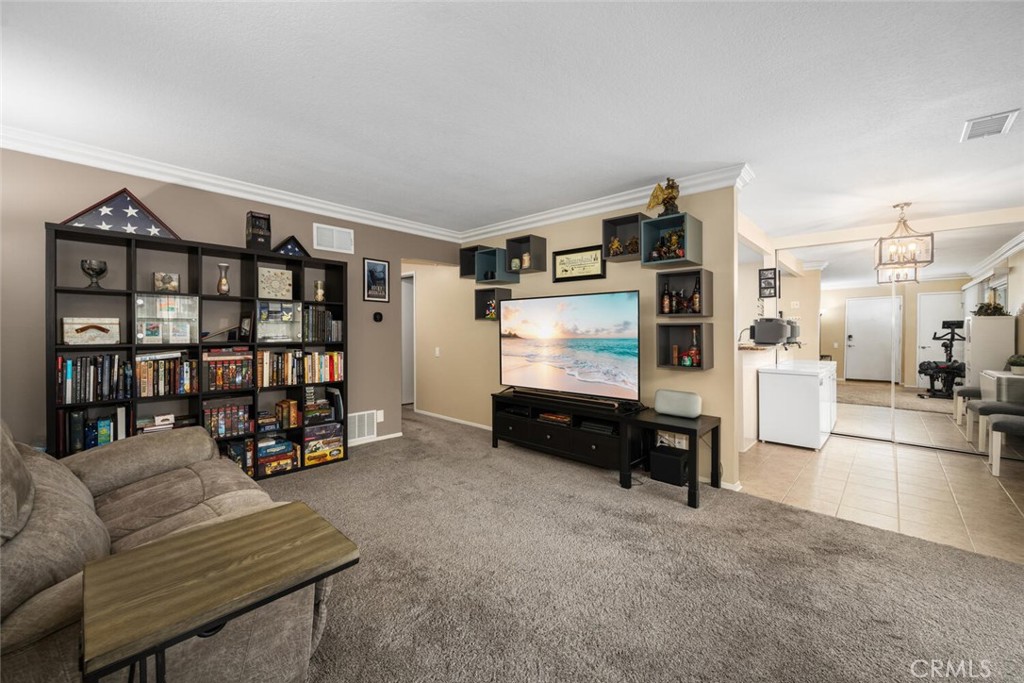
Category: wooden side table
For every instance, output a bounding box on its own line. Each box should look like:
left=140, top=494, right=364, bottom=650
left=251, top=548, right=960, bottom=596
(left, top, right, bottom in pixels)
left=81, top=502, right=359, bottom=682
left=620, top=409, right=721, bottom=508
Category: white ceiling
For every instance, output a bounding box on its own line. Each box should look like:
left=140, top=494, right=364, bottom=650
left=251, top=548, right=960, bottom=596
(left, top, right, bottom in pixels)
left=2, top=2, right=1022, bottom=242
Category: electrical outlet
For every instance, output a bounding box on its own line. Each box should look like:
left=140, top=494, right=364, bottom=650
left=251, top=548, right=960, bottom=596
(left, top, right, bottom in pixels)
left=833, top=342, right=839, bottom=349
left=376, top=410, right=384, bottom=423
left=790, top=301, right=800, bottom=309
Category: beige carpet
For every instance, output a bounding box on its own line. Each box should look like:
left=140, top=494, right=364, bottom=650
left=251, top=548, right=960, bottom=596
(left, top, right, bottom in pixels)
left=837, top=380, right=954, bottom=414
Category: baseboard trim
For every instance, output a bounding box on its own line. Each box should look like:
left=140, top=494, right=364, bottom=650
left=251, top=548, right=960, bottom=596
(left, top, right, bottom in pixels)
left=413, top=408, right=490, bottom=431
left=350, top=431, right=403, bottom=448
left=719, top=480, right=743, bottom=492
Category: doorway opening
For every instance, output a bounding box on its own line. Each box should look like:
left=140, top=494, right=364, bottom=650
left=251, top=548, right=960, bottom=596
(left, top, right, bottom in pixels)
left=401, top=273, right=415, bottom=408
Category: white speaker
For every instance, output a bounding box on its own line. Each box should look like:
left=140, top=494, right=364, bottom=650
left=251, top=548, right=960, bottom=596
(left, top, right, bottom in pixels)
left=654, top=390, right=702, bottom=418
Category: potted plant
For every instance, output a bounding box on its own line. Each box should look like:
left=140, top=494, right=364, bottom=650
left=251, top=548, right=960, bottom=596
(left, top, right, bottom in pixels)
left=1008, top=355, right=1024, bottom=375
left=974, top=302, right=1008, bottom=316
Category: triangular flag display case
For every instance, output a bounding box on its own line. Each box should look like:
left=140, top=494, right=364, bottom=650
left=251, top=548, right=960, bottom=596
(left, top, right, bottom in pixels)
left=274, top=236, right=311, bottom=258
left=44, top=222, right=348, bottom=482
left=62, top=188, right=180, bottom=239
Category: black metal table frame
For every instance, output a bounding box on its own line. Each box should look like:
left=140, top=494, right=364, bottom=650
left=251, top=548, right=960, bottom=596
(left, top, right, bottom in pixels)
left=81, top=557, right=359, bottom=683
left=619, top=410, right=721, bottom=508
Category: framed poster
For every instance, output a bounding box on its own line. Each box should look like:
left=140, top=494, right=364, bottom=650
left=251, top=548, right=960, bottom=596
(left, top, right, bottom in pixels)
left=552, top=245, right=606, bottom=283
left=363, top=258, right=390, bottom=302
left=758, top=268, right=779, bottom=299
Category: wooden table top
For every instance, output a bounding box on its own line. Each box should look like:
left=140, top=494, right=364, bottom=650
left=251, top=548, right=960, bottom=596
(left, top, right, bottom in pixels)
left=82, top=502, right=359, bottom=676
left=629, top=409, right=721, bottom=434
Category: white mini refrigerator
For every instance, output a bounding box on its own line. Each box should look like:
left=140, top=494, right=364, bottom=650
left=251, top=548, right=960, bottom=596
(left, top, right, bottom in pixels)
left=758, top=361, right=837, bottom=449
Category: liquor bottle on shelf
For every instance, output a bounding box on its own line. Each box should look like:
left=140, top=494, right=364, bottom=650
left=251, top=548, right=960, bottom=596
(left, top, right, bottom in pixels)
left=661, top=283, right=671, bottom=314
left=691, top=276, right=701, bottom=314
left=689, top=329, right=701, bottom=367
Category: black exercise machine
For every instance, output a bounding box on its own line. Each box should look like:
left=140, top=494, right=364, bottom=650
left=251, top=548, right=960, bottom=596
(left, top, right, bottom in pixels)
left=917, top=320, right=965, bottom=400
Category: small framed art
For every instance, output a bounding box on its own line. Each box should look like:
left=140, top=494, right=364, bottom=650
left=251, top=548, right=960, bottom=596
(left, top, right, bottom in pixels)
left=364, top=258, right=390, bottom=302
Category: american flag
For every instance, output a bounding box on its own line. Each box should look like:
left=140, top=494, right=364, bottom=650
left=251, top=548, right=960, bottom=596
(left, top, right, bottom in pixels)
left=274, top=236, right=310, bottom=257
left=63, top=188, right=179, bottom=239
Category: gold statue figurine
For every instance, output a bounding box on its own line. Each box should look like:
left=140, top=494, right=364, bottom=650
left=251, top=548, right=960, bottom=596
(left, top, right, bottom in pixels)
left=647, top=177, right=680, bottom=215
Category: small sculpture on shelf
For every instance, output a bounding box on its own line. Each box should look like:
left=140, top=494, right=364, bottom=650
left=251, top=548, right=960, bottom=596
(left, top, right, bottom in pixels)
left=646, top=177, right=680, bottom=216
left=625, top=235, right=640, bottom=254
left=216, top=263, right=230, bottom=295
left=484, top=299, right=498, bottom=320
left=80, top=259, right=108, bottom=289
left=608, top=235, right=624, bottom=257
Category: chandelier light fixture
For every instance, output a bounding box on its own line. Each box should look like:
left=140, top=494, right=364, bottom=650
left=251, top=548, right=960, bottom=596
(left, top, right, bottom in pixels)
left=876, top=266, right=918, bottom=285
left=875, top=202, right=934, bottom=271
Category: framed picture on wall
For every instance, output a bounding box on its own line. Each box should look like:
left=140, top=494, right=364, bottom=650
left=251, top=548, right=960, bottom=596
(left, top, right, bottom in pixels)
left=758, top=268, right=779, bottom=299
left=552, top=245, right=606, bottom=283
left=363, top=258, right=390, bottom=302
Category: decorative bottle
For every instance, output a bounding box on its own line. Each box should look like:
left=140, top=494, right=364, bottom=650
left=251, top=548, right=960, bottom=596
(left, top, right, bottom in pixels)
left=691, top=277, right=701, bottom=313
left=689, top=329, right=701, bottom=366
left=662, top=283, right=671, bottom=314
left=216, top=263, right=230, bottom=296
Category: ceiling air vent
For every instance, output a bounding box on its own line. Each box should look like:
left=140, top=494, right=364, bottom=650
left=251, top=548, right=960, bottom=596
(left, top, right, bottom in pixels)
left=313, top=223, right=355, bottom=254
left=959, top=109, right=1019, bottom=142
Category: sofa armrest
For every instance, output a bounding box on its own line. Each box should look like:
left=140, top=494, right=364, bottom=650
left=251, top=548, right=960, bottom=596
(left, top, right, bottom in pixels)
left=63, top=427, right=220, bottom=498
left=0, top=572, right=81, bottom=655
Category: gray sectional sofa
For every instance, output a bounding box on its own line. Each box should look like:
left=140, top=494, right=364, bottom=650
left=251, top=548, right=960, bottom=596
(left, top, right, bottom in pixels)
left=1, top=422, right=330, bottom=682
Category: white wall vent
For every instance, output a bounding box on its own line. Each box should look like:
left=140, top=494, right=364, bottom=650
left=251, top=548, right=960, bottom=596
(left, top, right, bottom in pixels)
left=959, top=109, right=1019, bottom=142
left=313, top=223, right=355, bottom=254
left=348, top=410, right=377, bottom=445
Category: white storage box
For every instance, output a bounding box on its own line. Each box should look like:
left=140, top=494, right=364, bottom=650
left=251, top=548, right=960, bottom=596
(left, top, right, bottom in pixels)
left=62, top=317, right=121, bottom=345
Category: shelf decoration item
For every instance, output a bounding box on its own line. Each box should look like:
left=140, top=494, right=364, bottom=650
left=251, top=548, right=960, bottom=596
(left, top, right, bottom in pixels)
left=216, top=263, right=231, bottom=295
left=552, top=245, right=605, bottom=283
left=646, top=177, right=680, bottom=216
left=246, top=211, right=272, bottom=251
left=258, top=267, right=293, bottom=300
left=62, top=317, right=120, bottom=345
left=80, top=259, right=108, bottom=288
left=363, top=258, right=390, bottom=302
left=758, top=268, right=778, bottom=299
left=63, top=188, right=179, bottom=238
left=273, top=235, right=311, bottom=258
left=154, top=272, right=180, bottom=292
left=521, top=252, right=532, bottom=270
left=314, top=280, right=326, bottom=302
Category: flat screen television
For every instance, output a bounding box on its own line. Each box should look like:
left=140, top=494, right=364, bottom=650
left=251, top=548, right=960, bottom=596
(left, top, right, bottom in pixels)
left=498, top=290, right=640, bottom=402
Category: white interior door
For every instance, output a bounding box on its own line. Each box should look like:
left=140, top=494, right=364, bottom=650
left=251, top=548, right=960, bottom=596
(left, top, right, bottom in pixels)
left=916, top=292, right=964, bottom=388
left=401, top=275, right=415, bottom=405
left=845, top=296, right=902, bottom=382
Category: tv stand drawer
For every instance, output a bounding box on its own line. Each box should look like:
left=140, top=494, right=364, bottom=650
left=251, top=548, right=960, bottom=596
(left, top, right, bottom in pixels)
left=530, top=422, right=573, bottom=452
left=574, top=432, right=619, bottom=469
left=494, top=414, right=529, bottom=441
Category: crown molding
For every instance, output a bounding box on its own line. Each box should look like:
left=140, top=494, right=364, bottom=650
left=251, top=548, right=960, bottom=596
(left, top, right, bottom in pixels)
left=1, top=127, right=464, bottom=243
left=969, top=230, right=1024, bottom=280
left=461, top=163, right=755, bottom=241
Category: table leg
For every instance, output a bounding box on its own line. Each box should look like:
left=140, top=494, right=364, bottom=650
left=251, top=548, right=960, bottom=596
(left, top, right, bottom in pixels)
left=711, top=426, right=721, bottom=488
left=619, top=422, right=632, bottom=488
left=156, top=650, right=166, bottom=683
left=687, top=441, right=699, bottom=508
left=139, top=655, right=147, bottom=682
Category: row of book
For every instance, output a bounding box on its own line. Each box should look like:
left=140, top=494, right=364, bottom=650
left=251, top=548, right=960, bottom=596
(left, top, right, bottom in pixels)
left=135, top=351, right=200, bottom=397
left=203, top=347, right=253, bottom=392
left=304, top=305, right=343, bottom=343
left=202, top=397, right=254, bottom=439
left=256, top=350, right=304, bottom=387
left=55, top=406, right=130, bottom=456
left=57, top=354, right=133, bottom=405
left=304, top=352, right=344, bottom=383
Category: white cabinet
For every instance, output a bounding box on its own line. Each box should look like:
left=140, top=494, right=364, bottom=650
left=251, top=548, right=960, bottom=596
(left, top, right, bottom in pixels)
left=758, top=361, right=837, bottom=449
left=964, top=316, right=1015, bottom=388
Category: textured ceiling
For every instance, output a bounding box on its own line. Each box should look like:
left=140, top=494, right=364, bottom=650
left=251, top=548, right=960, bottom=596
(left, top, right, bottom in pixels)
left=2, top=2, right=1022, bottom=239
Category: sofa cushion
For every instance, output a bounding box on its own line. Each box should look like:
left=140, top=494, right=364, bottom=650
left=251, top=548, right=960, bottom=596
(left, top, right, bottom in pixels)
left=1, top=423, right=35, bottom=545
left=0, top=452, right=109, bottom=620
left=95, top=458, right=273, bottom=553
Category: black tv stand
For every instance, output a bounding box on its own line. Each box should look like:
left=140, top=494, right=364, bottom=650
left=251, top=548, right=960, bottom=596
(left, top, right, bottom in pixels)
left=492, top=391, right=635, bottom=470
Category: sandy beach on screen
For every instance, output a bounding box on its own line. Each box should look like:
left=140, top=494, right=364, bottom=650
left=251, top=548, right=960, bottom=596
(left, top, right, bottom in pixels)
left=501, top=355, right=636, bottom=399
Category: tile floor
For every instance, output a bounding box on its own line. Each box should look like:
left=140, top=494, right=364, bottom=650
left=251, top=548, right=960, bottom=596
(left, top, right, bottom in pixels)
left=739, top=435, right=1024, bottom=565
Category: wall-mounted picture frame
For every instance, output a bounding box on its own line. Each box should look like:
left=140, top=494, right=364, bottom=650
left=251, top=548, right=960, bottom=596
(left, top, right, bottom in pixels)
left=552, top=245, right=606, bottom=283
left=758, top=268, right=779, bottom=299
left=237, top=313, right=253, bottom=342
left=364, top=258, right=390, bottom=302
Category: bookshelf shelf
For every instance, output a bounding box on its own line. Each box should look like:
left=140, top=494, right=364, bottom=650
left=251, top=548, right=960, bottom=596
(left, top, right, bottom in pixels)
left=46, top=223, right=349, bottom=480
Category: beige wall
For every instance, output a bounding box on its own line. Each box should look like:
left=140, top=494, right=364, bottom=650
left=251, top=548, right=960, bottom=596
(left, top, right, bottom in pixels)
left=776, top=270, right=821, bottom=363
left=0, top=151, right=458, bottom=443
left=407, top=188, right=743, bottom=485
left=820, top=279, right=969, bottom=382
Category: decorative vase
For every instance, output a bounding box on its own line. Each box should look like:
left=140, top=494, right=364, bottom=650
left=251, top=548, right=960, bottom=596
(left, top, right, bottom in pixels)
left=1011, top=366, right=1024, bottom=376
left=314, top=280, right=326, bottom=302
left=216, top=263, right=230, bottom=295
left=80, top=259, right=108, bottom=289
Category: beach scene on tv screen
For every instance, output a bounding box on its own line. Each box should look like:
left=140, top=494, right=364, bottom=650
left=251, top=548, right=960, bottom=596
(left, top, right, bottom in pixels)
left=500, top=292, right=639, bottom=400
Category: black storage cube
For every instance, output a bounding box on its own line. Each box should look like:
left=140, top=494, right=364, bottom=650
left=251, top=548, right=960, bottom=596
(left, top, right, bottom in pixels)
left=650, top=448, right=687, bottom=487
